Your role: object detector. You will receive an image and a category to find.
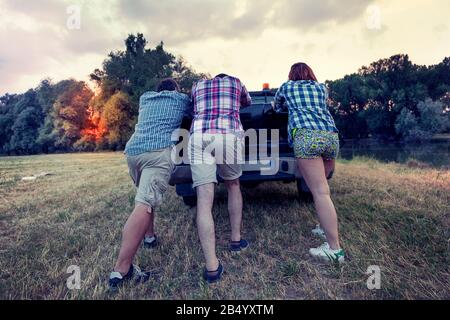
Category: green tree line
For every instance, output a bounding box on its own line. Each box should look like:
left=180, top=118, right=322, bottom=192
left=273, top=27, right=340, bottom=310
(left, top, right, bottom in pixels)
left=0, top=34, right=449, bottom=155
left=0, top=33, right=206, bottom=155
left=326, top=54, right=450, bottom=141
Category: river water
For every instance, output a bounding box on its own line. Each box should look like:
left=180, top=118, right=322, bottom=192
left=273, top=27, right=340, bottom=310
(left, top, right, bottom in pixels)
left=339, top=139, right=450, bottom=168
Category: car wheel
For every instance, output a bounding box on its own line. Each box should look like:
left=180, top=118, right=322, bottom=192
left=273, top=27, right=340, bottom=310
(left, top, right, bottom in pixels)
left=183, top=196, right=197, bottom=207
left=296, top=178, right=313, bottom=203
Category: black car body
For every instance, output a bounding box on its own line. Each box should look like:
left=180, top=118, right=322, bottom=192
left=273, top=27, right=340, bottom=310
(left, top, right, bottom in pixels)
left=169, top=89, right=330, bottom=206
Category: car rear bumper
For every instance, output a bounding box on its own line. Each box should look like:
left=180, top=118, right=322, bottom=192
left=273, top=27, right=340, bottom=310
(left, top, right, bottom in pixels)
left=168, top=156, right=301, bottom=186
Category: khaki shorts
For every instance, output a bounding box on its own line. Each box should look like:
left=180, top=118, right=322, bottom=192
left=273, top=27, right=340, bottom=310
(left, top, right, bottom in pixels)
left=126, top=147, right=174, bottom=209
left=188, top=133, right=243, bottom=188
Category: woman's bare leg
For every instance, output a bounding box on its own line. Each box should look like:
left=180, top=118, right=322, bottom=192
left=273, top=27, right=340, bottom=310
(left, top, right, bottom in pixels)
left=297, top=158, right=341, bottom=250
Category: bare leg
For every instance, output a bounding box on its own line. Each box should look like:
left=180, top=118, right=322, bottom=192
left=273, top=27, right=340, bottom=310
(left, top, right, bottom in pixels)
left=145, top=210, right=155, bottom=238
left=196, top=183, right=219, bottom=271
left=297, top=158, right=341, bottom=250
left=224, top=178, right=243, bottom=242
left=114, top=203, right=152, bottom=274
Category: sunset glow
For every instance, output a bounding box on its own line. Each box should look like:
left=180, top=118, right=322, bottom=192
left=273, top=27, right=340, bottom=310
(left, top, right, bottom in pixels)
left=81, top=106, right=107, bottom=141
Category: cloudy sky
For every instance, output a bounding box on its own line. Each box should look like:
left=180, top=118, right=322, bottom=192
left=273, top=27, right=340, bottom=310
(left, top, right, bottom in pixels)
left=0, top=0, right=449, bottom=95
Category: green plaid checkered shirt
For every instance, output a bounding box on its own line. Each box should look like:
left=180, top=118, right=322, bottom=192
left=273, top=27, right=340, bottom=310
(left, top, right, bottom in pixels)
left=274, top=80, right=338, bottom=147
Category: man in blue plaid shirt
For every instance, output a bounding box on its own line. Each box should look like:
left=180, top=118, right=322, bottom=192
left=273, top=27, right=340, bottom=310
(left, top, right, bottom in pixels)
left=109, top=78, right=191, bottom=289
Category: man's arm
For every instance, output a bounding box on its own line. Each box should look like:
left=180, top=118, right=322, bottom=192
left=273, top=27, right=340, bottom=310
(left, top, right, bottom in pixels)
left=240, top=84, right=252, bottom=108
left=184, top=83, right=196, bottom=117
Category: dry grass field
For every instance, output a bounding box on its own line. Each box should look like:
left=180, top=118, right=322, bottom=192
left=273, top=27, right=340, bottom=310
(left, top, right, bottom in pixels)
left=0, top=152, right=449, bottom=299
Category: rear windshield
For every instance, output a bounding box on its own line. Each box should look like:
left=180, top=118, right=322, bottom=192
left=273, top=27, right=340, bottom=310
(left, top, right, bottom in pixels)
left=249, top=93, right=275, bottom=104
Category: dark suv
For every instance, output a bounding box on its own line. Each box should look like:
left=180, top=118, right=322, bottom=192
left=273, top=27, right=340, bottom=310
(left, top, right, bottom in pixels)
left=169, top=89, right=332, bottom=206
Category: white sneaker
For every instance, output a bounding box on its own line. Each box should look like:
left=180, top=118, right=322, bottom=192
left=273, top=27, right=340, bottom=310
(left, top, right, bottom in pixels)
left=309, top=242, right=345, bottom=264
left=311, top=224, right=326, bottom=239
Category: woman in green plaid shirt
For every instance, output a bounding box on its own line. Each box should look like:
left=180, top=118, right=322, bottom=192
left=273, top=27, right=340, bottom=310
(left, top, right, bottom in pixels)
left=274, top=63, right=345, bottom=264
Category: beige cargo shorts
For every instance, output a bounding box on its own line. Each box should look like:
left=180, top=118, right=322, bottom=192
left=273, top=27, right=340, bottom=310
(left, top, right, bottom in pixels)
left=126, top=147, right=174, bottom=209
left=188, top=133, right=243, bottom=188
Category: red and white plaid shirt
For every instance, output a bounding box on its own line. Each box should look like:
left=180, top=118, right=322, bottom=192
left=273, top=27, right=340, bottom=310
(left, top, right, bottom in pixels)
left=190, top=76, right=252, bottom=134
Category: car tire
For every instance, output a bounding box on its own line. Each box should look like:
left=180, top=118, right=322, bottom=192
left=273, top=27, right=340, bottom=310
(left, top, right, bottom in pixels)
left=182, top=196, right=197, bottom=207
left=296, top=178, right=313, bottom=203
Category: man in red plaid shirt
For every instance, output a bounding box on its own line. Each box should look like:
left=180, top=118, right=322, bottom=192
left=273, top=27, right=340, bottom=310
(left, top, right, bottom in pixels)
left=190, top=74, right=252, bottom=134
left=189, top=74, right=252, bottom=283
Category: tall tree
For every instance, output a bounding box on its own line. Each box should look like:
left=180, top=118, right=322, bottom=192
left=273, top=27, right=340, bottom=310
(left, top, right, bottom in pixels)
left=102, top=91, right=134, bottom=150
left=328, top=54, right=450, bottom=139
left=39, top=80, right=93, bottom=151
left=0, top=94, right=19, bottom=154
left=8, top=90, right=44, bottom=154
left=89, top=33, right=206, bottom=148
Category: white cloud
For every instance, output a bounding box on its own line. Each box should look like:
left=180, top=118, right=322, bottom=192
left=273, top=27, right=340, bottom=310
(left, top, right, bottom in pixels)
left=0, top=0, right=449, bottom=95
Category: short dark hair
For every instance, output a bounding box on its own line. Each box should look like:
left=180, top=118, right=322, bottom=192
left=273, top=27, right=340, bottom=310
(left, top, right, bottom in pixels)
left=156, top=78, right=180, bottom=92
left=215, top=73, right=229, bottom=79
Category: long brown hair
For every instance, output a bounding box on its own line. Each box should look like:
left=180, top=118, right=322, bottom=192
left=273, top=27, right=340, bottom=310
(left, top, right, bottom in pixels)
left=288, top=62, right=318, bottom=82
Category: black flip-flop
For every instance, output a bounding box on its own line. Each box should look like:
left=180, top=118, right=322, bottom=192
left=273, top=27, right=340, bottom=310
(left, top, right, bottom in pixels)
left=203, top=262, right=224, bottom=284
left=230, top=239, right=249, bottom=252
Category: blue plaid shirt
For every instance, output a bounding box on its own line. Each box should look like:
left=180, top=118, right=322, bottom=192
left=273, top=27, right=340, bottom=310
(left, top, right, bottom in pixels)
left=274, top=80, right=338, bottom=147
left=124, top=91, right=191, bottom=156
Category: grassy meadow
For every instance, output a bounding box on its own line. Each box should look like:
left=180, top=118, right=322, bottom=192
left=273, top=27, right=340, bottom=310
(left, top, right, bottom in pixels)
left=0, top=152, right=449, bottom=300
